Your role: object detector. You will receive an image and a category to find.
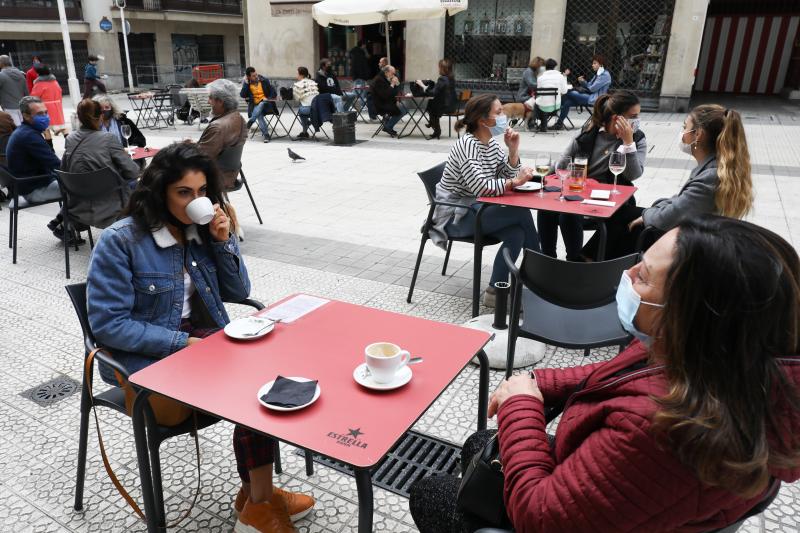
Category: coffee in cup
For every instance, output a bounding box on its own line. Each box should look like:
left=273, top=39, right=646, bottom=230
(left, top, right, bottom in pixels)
left=185, top=197, right=215, bottom=225
left=365, top=342, right=410, bottom=384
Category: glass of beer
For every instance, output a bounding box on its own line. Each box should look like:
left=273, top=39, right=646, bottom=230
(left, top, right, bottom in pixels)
left=569, top=155, right=588, bottom=192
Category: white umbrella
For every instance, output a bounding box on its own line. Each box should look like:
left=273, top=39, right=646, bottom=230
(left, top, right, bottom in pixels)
left=312, top=0, right=468, bottom=64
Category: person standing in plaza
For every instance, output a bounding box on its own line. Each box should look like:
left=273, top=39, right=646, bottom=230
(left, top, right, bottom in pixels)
left=348, top=39, right=371, bottom=83
left=240, top=66, right=277, bottom=143
left=429, top=94, right=539, bottom=308
left=30, top=64, right=65, bottom=132
left=83, top=55, right=107, bottom=98
left=0, top=55, right=29, bottom=126
left=25, top=55, right=42, bottom=93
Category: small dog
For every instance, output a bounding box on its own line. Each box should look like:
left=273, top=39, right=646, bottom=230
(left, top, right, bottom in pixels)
left=502, top=102, right=532, bottom=129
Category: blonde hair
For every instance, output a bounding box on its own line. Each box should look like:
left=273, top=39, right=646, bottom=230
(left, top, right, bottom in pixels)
left=690, top=104, right=753, bottom=219
left=528, top=56, right=544, bottom=70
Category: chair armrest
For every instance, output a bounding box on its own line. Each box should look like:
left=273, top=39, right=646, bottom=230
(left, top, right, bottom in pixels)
left=233, top=298, right=266, bottom=311
left=88, top=347, right=131, bottom=380
left=502, top=248, right=520, bottom=280
left=8, top=173, right=55, bottom=183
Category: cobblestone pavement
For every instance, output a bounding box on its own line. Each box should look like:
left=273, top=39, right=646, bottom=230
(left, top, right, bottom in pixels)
left=0, top=94, right=798, bottom=532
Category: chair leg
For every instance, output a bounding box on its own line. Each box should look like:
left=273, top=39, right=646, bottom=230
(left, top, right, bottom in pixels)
left=407, top=235, right=428, bottom=303
left=8, top=201, right=12, bottom=249
left=240, top=170, right=263, bottom=225
left=63, top=217, right=71, bottom=279
left=304, top=450, right=314, bottom=476
left=73, top=387, right=91, bottom=511
left=273, top=440, right=282, bottom=475
left=147, top=434, right=167, bottom=529
left=583, top=348, right=590, bottom=358
left=505, top=289, right=521, bottom=379
left=12, top=202, right=19, bottom=264
left=88, top=228, right=94, bottom=250
left=441, top=240, right=453, bottom=276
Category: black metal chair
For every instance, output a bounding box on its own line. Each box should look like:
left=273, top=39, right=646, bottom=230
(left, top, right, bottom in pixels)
left=150, top=91, right=176, bottom=129
left=474, top=478, right=780, bottom=533
left=407, top=162, right=500, bottom=303
left=504, top=248, right=637, bottom=368
left=0, top=165, right=68, bottom=266
left=217, top=143, right=263, bottom=225
left=55, top=167, right=130, bottom=279
left=66, top=282, right=314, bottom=527
left=527, top=88, right=560, bottom=132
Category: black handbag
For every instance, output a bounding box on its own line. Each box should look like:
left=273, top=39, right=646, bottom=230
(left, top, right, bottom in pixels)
left=456, top=434, right=512, bottom=528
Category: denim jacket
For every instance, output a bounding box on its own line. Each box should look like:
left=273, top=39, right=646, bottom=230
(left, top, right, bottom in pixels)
left=87, top=216, right=250, bottom=380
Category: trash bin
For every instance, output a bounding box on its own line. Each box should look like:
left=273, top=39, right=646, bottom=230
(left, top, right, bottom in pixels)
left=332, top=111, right=357, bottom=145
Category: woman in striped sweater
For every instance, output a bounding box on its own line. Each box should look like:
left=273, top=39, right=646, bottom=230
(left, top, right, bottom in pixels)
left=430, top=94, right=540, bottom=307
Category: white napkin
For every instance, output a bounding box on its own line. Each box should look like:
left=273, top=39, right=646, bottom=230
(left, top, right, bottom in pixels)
left=263, top=295, right=329, bottom=324
left=590, top=190, right=611, bottom=200
left=582, top=199, right=616, bottom=207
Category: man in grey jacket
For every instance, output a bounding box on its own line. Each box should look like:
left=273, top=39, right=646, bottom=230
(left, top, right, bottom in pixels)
left=0, top=55, right=29, bottom=125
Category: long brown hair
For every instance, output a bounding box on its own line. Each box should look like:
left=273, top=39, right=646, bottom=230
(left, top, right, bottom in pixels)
left=653, top=216, right=800, bottom=498
left=584, top=90, right=639, bottom=133
left=689, top=104, right=753, bottom=219
left=454, top=94, right=497, bottom=134
left=438, top=58, right=454, bottom=79
left=76, top=98, right=101, bottom=131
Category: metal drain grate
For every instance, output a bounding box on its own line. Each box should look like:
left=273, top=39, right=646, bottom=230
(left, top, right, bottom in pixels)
left=296, top=431, right=462, bottom=498
left=20, top=376, right=80, bottom=407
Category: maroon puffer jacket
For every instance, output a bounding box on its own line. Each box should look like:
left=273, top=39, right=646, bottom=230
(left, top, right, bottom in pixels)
left=497, top=341, right=800, bottom=532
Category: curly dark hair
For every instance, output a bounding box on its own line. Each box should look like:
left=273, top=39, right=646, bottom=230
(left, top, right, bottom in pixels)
left=123, top=141, right=224, bottom=232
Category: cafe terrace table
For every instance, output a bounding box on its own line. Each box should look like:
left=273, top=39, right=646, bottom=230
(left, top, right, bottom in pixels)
left=396, top=95, right=432, bottom=139
left=130, top=146, right=159, bottom=161
left=472, top=176, right=637, bottom=316
left=129, top=295, right=492, bottom=533
left=250, top=98, right=297, bottom=141
left=127, top=92, right=156, bottom=129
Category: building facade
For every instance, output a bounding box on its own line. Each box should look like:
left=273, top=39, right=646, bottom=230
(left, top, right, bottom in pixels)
left=246, top=0, right=800, bottom=112
left=0, top=0, right=245, bottom=92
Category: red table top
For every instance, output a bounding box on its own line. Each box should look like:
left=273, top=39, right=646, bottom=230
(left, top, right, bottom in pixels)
left=479, top=176, right=636, bottom=219
left=131, top=147, right=159, bottom=160
left=129, top=295, right=492, bottom=468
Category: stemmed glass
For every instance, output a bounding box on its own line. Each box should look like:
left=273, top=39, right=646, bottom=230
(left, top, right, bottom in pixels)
left=121, top=124, right=133, bottom=154
left=555, top=157, right=572, bottom=202
left=608, top=151, right=626, bottom=195
left=535, top=153, right=551, bottom=198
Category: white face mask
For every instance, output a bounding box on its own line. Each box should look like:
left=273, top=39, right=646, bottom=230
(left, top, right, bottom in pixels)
left=629, top=118, right=640, bottom=132
left=678, top=128, right=696, bottom=155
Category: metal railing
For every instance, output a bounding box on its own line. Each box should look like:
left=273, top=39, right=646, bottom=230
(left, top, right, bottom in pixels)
left=124, top=0, right=241, bottom=15
left=0, top=0, right=82, bottom=20
left=133, top=63, right=244, bottom=88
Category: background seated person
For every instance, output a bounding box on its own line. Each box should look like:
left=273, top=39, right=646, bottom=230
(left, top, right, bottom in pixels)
left=292, top=66, right=319, bottom=139
left=415, top=58, right=456, bottom=140
left=60, top=98, right=140, bottom=229
left=524, top=58, right=568, bottom=132
left=93, top=93, right=146, bottom=149
left=371, top=65, right=406, bottom=137
left=240, top=66, right=277, bottom=143
left=315, top=58, right=355, bottom=113
left=429, top=94, right=539, bottom=308
left=87, top=142, right=315, bottom=533
left=554, top=54, right=611, bottom=130
left=410, top=216, right=800, bottom=533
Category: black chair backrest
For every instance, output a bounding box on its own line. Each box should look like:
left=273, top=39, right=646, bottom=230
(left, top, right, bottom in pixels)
left=533, top=87, right=559, bottom=97
left=56, top=167, right=127, bottom=204
left=0, top=165, right=13, bottom=188
left=217, top=142, right=245, bottom=174
left=417, top=162, right=447, bottom=204
left=65, top=282, right=95, bottom=353
left=520, top=249, right=638, bottom=309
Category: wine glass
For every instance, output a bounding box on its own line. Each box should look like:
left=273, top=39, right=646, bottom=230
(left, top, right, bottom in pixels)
left=555, top=157, right=572, bottom=202
left=121, top=124, right=133, bottom=154
left=535, top=153, right=551, bottom=198
left=608, top=152, right=626, bottom=195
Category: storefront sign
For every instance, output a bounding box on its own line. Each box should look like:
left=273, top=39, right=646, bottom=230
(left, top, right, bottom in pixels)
left=271, top=4, right=313, bottom=16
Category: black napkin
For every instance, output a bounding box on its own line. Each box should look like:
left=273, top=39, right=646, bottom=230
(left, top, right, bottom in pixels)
left=564, top=194, right=583, bottom=201
left=543, top=185, right=561, bottom=192
left=261, top=376, right=318, bottom=408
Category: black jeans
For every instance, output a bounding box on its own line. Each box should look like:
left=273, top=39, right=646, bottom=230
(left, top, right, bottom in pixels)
left=537, top=211, right=584, bottom=261
left=583, top=203, right=645, bottom=260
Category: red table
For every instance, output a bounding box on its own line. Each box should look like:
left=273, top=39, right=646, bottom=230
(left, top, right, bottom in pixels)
left=129, top=295, right=492, bottom=532
left=472, top=176, right=637, bottom=316
left=130, top=146, right=159, bottom=161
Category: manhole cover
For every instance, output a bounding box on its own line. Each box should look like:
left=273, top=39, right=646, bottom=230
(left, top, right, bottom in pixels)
left=20, top=376, right=80, bottom=407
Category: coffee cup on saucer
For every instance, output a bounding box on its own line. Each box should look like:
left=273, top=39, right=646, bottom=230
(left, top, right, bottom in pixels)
left=365, top=342, right=410, bottom=384
left=185, top=197, right=215, bottom=225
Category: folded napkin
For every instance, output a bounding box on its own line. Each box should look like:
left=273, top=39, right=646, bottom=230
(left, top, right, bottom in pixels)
left=543, top=185, right=561, bottom=192
left=261, top=376, right=318, bottom=408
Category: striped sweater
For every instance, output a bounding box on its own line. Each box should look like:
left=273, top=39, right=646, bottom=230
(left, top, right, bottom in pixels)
left=429, top=133, right=521, bottom=247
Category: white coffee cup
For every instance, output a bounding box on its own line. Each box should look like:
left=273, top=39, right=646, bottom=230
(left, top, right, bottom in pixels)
left=365, top=342, right=410, bottom=384
left=185, top=197, right=215, bottom=225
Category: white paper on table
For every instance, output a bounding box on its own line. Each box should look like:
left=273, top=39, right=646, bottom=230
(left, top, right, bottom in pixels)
left=590, top=189, right=611, bottom=200
left=263, top=295, right=330, bottom=324
left=582, top=199, right=616, bottom=207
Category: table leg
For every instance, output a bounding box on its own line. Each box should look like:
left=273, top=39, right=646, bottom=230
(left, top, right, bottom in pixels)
left=355, top=468, right=374, bottom=533
left=472, top=204, right=487, bottom=317
left=476, top=349, right=489, bottom=431
left=396, top=100, right=413, bottom=138
left=596, top=220, right=608, bottom=261
left=283, top=101, right=300, bottom=137
left=132, top=391, right=159, bottom=533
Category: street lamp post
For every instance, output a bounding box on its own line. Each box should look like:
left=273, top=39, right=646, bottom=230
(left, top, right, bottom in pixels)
left=116, top=0, right=136, bottom=91
left=55, top=0, right=81, bottom=105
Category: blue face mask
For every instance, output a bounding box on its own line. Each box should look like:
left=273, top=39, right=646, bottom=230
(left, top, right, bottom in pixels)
left=615, top=270, right=663, bottom=345
left=31, top=114, right=50, bottom=132
left=489, top=114, right=508, bottom=136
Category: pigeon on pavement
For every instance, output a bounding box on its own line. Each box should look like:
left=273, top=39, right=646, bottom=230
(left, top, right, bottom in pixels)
left=288, top=148, right=305, bottom=163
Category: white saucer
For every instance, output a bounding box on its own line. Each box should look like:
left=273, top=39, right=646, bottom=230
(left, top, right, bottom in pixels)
left=224, top=316, right=275, bottom=340
left=513, top=182, right=542, bottom=192
left=353, top=363, right=412, bottom=391
left=257, top=377, right=321, bottom=412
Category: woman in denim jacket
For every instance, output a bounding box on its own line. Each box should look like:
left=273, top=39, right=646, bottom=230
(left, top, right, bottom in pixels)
left=87, top=142, right=313, bottom=532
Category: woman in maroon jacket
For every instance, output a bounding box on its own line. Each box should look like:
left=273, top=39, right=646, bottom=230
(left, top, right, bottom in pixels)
left=410, top=215, right=800, bottom=532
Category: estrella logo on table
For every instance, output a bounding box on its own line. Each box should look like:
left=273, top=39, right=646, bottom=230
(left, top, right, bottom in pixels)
left=327, top=428, right=368, bottom=449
